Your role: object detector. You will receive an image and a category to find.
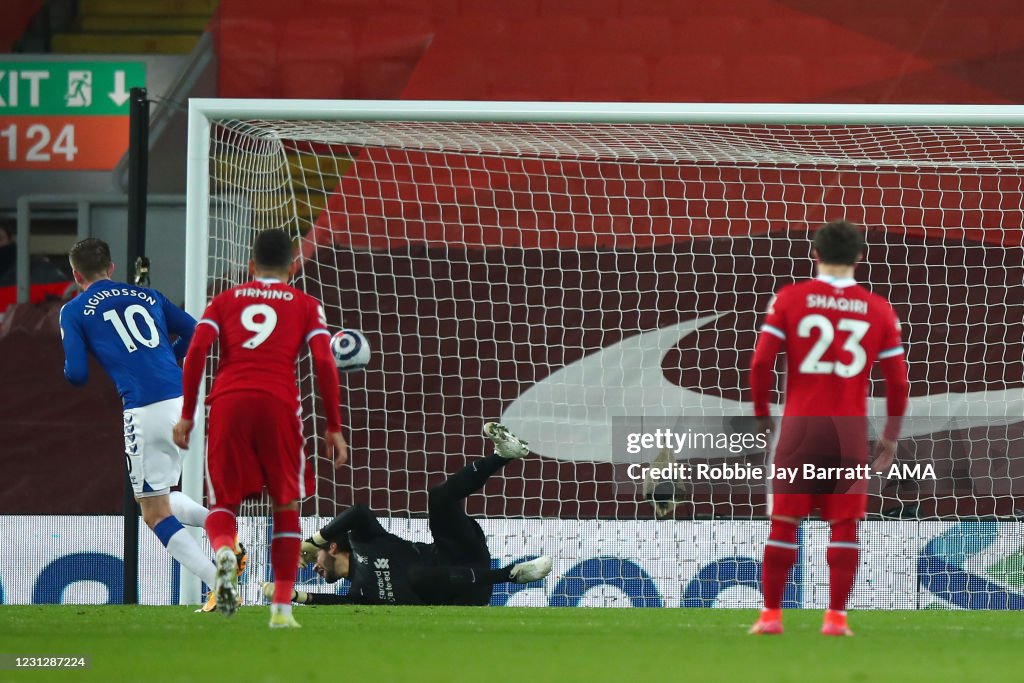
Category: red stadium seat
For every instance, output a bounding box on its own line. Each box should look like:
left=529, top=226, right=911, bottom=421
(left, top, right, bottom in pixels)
left=511, top=17, right=604, bottom=53
left=650, top=54, right=730, bottom=102
left=732, top=54, right=810, bottom=102
left=670, top=16, right=750, bottom=55
left=461, top=0, right=540, bottom=19
left=440, top=14, right=514, bottom=51
left=279, top=17, right=356, bottom=63
left=487, top=53, right=569, bottom=100
left=279, top=60, right=349, bottom=99
left=611, top=16, right=677, bottom=55
left=569, top=53, right=650, bottom=101
left=539, top=0, right=619, bottom=19
left=357, top=12, right=434, bottom=60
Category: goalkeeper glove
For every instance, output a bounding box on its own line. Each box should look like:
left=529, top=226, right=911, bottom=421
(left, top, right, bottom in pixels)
left=262, top=582, right=309, bottom=605
left=298, top=532, right=329, bottom=568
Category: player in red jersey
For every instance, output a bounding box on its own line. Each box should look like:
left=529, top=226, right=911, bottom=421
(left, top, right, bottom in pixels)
left=747, top=220, right=909, bottom=637
left=172, top=228, right=347, bottom=628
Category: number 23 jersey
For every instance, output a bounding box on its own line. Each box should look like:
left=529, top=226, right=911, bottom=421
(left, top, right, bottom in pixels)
left=198, top=278, right=329, bottom=409
left=759, top=274, right=904, bottom=417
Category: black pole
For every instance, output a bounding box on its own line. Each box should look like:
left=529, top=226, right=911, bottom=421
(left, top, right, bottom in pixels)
left=122, top=86, right=150, bottom=605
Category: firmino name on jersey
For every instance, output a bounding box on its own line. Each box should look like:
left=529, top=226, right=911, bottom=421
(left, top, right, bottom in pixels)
left=234, top=287, right=294, bottom=300
left=82, top=288, right=157, bottom=315
left=806, top=294, right=868, bottom=314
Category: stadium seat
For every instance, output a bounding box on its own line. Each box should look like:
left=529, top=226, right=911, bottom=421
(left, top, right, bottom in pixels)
left=461, top=0, right=540, bottom=19
left=732, top=54, right=810, bottom=102
left=747, top=16, right=828, bottom=54
left=809, top=53, right=891, bottom=96
left=569, top=53, right=650, bottom=102
left=611, top=16, right=676, bottom=55
left=357, top=12, right=434, bottom=61
left=486, top=53, right=569, bottom=100
left=404, top=48, right=490, bottom=99
left=440, top=14, right=514, bottom=51
left=538, top=0, right=619, bottom=19
left=279, top=60, right=348, bottom=99
left=510, top=17, right=603, bottom=54
left=650, top=54, right=730, bottom=102
left=279, top=17, right=356, bottom=63
left=670, top=16, right=750, bottom=55
left=352, top=57, right=420, bottom=99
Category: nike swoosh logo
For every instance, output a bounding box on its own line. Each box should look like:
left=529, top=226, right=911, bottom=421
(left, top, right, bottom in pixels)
left=501, top=313, right=1024, bottom=463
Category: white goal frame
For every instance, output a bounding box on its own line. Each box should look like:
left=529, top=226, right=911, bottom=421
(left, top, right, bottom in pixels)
left=182, top=99, right=1024, bottom=605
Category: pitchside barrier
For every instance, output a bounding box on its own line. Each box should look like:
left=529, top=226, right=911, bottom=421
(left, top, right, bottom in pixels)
left=3, top=517, right=1021, bottom=609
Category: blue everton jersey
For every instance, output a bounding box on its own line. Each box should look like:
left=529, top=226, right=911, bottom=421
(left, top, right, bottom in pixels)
left=59, top=279, right=197, bottom=409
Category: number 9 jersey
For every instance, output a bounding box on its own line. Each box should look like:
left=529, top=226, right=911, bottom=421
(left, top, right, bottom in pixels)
left=751, top=274, right=906, bottom=421
left=195, top=278, right=330, bottom=412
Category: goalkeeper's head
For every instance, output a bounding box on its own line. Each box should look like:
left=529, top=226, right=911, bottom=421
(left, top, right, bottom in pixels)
left=249, top=227, right=300, bottom=281
left=314, top=541, right=351, bottom=584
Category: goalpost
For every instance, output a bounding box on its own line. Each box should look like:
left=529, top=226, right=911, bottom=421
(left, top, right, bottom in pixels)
left=184, top=100, right=1024, bottom=609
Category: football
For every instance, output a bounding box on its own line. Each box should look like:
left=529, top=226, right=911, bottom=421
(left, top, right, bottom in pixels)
left=330, top=329, right=371, bottom=372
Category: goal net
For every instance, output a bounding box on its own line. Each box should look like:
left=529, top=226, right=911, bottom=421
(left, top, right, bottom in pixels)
left=186, top=102, right=1024, bottom=610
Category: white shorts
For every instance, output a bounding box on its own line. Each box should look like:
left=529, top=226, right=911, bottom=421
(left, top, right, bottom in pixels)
left=123, top=396, right=184, bottom=498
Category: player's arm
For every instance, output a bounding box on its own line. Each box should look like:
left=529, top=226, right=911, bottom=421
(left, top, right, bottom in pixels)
left=872, top=307, right=909, bottom=470
left=59, top=305, right=89, bottom=386
left=158, top=292, right=198, bottom=363
left=262, top=583, right=359, bottom=605
left=300, top=503, right=387, bottom=565
left=171, top=305, right=220, bottom=449
left=749, top=293, right=787, bottom=427
left=306, top=301, right=347, bottom=467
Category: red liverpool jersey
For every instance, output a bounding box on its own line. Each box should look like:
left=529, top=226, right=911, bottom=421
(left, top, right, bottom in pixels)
left=752, top=274, right=904, bottom=418
left=198, top=278, right=329, bottom=410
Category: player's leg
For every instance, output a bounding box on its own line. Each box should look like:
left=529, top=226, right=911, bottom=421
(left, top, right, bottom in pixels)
left=407, top=556, right=553, bottom=605
left=258, top=400, right=306, bottom=629
left=204, top=396, right=256, bottom=617
left=820, top=493, right=867, bottom=637
left=428, top=422, right=529, bottom=507
left=750, top=493, right=811, bottom=635
left=126, top=402, right=219, bottom=590
left=267, top=499, right=303, bottom=628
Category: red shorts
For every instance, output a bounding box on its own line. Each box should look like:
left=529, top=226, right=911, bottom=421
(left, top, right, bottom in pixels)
left=205, top=392, right=310, bottom=507
left=769, top=492, right=866, bottom=521
left=769, top=415, right=868, bottom=521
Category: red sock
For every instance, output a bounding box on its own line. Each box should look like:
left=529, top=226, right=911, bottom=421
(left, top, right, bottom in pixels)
left=205, top=506, right=238, bottom=552
left=827, top=519, right=859, bottom=611
left=271, top=509, right=302, bottom=605
left=762, top=519, right=798, bottom=610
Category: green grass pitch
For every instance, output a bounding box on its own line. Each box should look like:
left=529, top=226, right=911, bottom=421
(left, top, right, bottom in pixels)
left=1, top=605, right=1020, bottom=683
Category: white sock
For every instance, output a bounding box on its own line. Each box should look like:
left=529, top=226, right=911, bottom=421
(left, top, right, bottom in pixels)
left=169, top=491, right=209, bottom=527
left=166, top=528, right=217, bottom=586
left=271, top=602, right=293, bottom=616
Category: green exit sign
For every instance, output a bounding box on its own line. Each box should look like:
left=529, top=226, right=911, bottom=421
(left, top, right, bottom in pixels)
left=0, top=61, right=146, bottom=116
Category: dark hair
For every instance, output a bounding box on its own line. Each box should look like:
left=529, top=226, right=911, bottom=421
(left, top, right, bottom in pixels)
left=69, top=237, right=112, bottom=279
left=251, top=228, right=296, bottom=270
left=812, top=220, right=865, bottom=265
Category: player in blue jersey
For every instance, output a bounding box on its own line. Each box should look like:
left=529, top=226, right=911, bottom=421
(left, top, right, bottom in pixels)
left=59, top=238, right=244, bottom=610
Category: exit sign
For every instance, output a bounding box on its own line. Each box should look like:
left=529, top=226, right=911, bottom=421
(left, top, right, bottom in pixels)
left=0, top=61, right=145, bottom=170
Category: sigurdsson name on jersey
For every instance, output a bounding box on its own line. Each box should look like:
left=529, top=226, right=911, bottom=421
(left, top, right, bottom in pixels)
left=82, top=288, right=158, bottom=315
left=805, top=294, right=868, bottom=315
left=233, top=287, right=294, bottom=300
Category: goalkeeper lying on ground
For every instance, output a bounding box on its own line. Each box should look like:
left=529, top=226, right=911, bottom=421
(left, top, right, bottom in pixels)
left=262, top=423, right=552, bottom=606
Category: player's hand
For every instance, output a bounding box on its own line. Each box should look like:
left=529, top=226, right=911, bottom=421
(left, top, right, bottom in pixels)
left=325, top=430, right=348, bottom=468
left=172, top=419, right=194, bottom=450
left=871, top=436, right=897, bottom=474
left=755, top=415, right=774, bottom=438
left=299, top=540, right=320, bottom=568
